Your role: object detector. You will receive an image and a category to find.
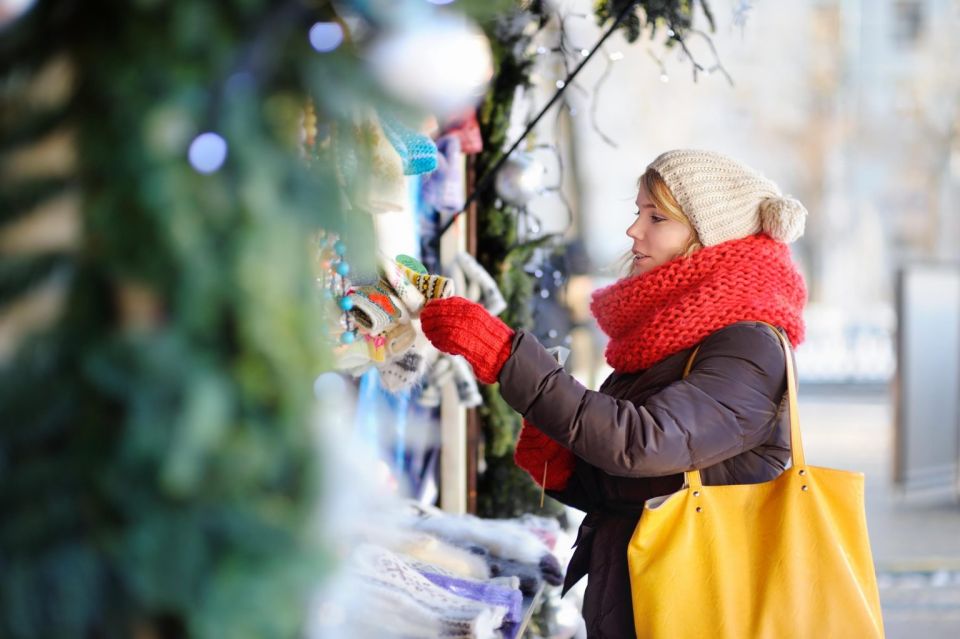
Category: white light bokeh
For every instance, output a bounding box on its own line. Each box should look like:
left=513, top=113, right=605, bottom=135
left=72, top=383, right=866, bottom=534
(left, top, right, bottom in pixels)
left=309, top=21, right=344, bottom=53
left=367, top=14, right=493, bottom=118
left=187, top=132, right=228, bottom=174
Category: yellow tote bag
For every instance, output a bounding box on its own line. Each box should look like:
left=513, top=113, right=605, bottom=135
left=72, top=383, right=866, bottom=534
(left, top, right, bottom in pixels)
left=627, top=323, right=885, bottom=638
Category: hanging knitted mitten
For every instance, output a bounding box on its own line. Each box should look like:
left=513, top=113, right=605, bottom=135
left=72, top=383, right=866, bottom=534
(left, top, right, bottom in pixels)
left=379, top=111, right=438, bottom=175
left=420, top=297, right=514, bottom=385
left=449, top=355, right=482, bottom=408
left=454, top=251, right=507, bottom=316
left=418, top=352, right=452, bottom=408
left=514, top=419, right=576, bottom=491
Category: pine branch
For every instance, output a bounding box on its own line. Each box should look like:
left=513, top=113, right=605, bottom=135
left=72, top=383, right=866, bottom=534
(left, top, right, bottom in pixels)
left=0, top=177, right=73, bottom=226
left=0, top=253, right=71, bottom=308
left=0, top=102, right=72, bottom=153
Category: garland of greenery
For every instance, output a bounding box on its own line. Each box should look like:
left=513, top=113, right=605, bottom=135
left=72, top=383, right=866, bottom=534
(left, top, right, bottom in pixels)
left=474, top=0, right=712, bottom=519
left=0, top=2, right=382, bottom=637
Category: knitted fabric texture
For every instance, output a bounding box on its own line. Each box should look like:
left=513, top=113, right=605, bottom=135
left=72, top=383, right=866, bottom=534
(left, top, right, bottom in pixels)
left=402, top=266, right=454, bottom=300
left=379, top=111, right=439, bottom=175
left=347, top=280, right=407, bottom=335
left=418, top=571, right=523, bottom=624
left=590, top=234, right=806, bottom=373
left=514, top=419, right=575, bottom=491
left=420, top=297, right=514, bottom=385
left=648, top=149, right=807, bottom=246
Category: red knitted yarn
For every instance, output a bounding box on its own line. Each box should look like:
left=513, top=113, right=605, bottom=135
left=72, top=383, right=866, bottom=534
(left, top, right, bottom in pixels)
left=514, top=419, right=576, bottom=491
left=591, top=234, right=806, bottom=372
left=420, top=297, right=515, bottom=384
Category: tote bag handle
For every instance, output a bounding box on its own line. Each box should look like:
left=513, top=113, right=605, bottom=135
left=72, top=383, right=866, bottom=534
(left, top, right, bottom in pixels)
left=681, top=321, right=804, bottom=491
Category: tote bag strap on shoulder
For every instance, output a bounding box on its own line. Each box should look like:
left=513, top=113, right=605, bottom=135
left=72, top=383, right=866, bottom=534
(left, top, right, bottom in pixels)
left=680, top=321, right=804, bottom=491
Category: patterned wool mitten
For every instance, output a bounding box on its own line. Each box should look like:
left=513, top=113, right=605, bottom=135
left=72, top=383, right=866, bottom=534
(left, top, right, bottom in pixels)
left=379, top=111, right=438, bottom=175
left=420, top=297, right=514, bottom=385
left=514, top=419, right=576, bottom=491
left=348, top=280, right=409, bottom=335
left=379, top=255, right=426, bottom=317
left=396, top=254, right=454, bottom=301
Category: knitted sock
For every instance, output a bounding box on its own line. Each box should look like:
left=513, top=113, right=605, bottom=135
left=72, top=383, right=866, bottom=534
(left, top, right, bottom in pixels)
left=348, top=280, right=408, bottom=335
left=379, top=112, right=438, bottom=175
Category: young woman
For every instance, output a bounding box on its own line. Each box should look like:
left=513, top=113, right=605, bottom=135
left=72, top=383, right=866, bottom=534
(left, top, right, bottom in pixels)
left=421, top=149, right=808, bottom=638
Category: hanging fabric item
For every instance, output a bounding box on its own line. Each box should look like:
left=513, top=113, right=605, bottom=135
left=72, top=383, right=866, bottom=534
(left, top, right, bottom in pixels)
left=441, top=109, right=483, bottom=155
left=330, top=112, right=407, bottom=214
left=418, top=352, right=482, bottom=409
left=379, top=110, right=439, bottom=175
left=453, top=251, right=507, bottom=316
left=421, top=135, right=466, bottom=213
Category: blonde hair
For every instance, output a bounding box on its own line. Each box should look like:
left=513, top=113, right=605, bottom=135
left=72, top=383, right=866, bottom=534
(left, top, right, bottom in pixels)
left=617, top=169, right=702, bottom=276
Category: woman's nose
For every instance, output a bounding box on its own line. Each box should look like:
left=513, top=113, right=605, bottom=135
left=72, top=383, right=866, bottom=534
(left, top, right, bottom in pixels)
left=626, top=218, right=643, bottom=240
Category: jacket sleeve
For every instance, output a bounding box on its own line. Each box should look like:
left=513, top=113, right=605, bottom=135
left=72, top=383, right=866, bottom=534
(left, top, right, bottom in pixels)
left=497, top=322, right=788, bottom=478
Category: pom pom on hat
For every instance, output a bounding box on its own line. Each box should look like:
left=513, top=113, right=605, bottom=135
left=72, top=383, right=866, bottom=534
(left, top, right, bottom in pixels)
left=759, top=196, right=807, bottom=244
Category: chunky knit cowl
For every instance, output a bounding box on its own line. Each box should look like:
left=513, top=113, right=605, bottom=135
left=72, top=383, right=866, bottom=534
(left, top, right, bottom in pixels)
left=590, top=234, right=806, bottom=373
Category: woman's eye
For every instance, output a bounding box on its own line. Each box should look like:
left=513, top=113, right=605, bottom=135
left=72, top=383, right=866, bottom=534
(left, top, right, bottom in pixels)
left=651, top=216, right=666, bottom=223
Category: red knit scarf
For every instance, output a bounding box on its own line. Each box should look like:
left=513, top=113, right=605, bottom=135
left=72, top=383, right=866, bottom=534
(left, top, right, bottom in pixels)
left=590, top=234, right=807, bottom=372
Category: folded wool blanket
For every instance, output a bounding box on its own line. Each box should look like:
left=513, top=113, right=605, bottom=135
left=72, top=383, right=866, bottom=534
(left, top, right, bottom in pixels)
left=351, top=544, right=507, bottom=639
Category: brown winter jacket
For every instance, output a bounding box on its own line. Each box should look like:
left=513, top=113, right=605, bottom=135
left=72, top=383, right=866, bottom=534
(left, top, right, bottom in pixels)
left=498, top=321, right=794, bottom=639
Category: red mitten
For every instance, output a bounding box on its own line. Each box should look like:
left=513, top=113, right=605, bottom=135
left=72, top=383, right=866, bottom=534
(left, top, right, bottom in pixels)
left=514, top=419, right=576, bottom=491
left=420, top=297, right=514, bottom=384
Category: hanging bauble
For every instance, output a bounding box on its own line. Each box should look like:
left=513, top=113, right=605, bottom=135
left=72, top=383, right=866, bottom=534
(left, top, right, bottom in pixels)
left=366, top=14, right=493, bottom=118
left=495, top=151, right=547, bottom=207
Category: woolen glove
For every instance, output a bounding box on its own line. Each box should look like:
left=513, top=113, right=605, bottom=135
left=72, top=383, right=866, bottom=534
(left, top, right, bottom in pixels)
left=514, top=419, right=576, bottom=491
left=420, top=296, right=514, bottom=384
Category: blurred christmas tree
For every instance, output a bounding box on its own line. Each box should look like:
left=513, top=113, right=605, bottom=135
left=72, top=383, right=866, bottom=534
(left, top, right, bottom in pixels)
left=0, top=1, right=377, bottom=637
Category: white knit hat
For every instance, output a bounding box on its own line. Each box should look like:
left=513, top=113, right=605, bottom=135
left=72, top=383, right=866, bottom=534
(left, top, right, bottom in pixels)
left=646, top=149, right=807, bottom=246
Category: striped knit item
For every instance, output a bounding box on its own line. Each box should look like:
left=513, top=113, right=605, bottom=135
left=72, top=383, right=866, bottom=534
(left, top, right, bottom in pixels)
left=402, top=266, right=454, bottom=300
left=590, top=234, right=806, bottom=373
left=648, top=149, right=807, bottom=246
left=348, top=280, right=408, bottom=335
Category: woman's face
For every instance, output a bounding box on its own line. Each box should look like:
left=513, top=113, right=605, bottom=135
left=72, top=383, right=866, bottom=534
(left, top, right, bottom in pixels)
left=625, top=183, right=694, bottom=276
